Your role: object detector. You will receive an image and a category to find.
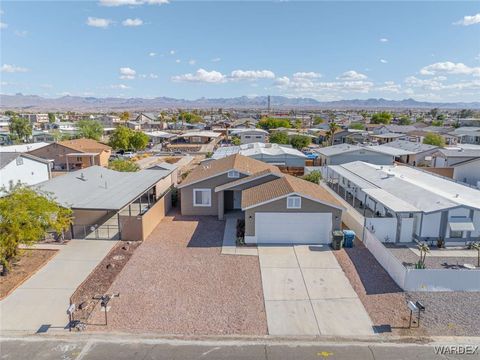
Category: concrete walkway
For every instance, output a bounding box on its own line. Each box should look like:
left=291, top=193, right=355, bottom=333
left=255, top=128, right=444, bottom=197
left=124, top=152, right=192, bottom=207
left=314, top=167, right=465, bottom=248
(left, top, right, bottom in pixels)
left=0, top=239, right=117, bottom=333
left=258, top=245, right=374, bottom=336
left=221, top=213, right=258, bottom=256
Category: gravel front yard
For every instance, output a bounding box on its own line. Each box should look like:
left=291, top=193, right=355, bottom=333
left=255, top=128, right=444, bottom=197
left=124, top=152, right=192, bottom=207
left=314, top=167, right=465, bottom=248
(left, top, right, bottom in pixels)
left=88, top=212, right=267, bottom=335
left=387, top=245, right=477, bottom=270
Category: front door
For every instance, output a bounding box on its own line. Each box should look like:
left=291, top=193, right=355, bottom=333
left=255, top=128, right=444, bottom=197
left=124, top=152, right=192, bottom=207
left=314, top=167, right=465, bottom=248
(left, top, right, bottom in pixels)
left=233, top=191, right=242, bottom=209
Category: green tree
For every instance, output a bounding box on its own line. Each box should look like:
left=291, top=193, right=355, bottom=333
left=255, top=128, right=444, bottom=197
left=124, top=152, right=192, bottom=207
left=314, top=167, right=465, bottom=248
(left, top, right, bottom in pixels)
left=269, top=131, right=290, bottom=145
left=327, top=122, right=340, bottom=146
left=4, top=110, right=17, bottom=116
left=129, top=131, right=149, bottom=151
left=398, top=116, right=412, bottom=125
left=431, top=120, right=444, bottom=127
left=77, top=120, right=104, bottom=141
left=302, top=170, right=322, bottom=184
left=109, top=159, right=139, bottom=172
left=9, top=116, right=32, bottom=142
left=429, top=108, right=439, bottom=120
left=120, top=111, right=130, bottom=122
left=459, top=109, right=475, bottom=119
left=231, top=136, right=241, bottom=146
left=48, top=113, right=56, bottom=123
left=257, top=117, right=291, bottom=130
left=294, top=119, right=302, bottom=129
left=289, top=134, right=311, bottom=150
left=109, top=126, right=133, bottom=150
left=423, top=132, right=445, bottom=147
left=436, top=114, right=446, bottom=121
left=313, top=116, right=325, bottom=125
left=181, top=112, right=202, bottom=124
left=370, top=112, right=392, bottom=125
left=0, top=185, right=72, bottom=271
left=349, top=123, right=365, bottom=130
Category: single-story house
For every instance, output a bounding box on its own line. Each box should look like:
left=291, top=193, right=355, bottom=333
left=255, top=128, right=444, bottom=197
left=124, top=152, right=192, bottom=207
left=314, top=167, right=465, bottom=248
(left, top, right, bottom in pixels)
left=326, top=161, right=480, bottom=244
left=0, top=153, right=51, bottom=195
left=171, top=131, right=222, bottom=144
left=314, top=144, right=396, bottom=166
left=431, top=145, right=480, bottom=186
left=449, top=127, right=480, bottom=145
left=211, top=142, right=307, bottom=167
left=375, top=140, right=438, bottom=166
left=28, top=138, right=112, bottom=171
left=229, top=128, right=269, bottom=144
left=179, top=154, right=344, bottom=244
left=36, top=165, right=176, bottom=241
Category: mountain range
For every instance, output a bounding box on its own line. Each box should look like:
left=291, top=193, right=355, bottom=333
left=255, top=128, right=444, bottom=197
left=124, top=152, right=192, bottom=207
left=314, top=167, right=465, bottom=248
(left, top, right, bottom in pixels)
left=1, top=94, right=479, bottom=112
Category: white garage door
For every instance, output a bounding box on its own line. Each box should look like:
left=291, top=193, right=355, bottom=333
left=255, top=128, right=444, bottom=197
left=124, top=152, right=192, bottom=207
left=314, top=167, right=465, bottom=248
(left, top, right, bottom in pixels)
left=255, top=212, right=332, bottom=244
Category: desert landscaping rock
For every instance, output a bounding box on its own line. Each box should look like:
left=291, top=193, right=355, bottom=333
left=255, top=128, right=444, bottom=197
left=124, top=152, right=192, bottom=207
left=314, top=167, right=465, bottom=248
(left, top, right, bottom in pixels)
left=88, top=212, right=267, bottom=335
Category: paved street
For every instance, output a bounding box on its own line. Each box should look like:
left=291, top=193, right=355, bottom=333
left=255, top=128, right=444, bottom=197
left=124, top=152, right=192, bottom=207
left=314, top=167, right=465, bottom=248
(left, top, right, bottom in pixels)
left=1, top=337, right=478, bottom=360
left=0, top=239, right=117, bottom=333
left=258, top=245, right=374, bottom=336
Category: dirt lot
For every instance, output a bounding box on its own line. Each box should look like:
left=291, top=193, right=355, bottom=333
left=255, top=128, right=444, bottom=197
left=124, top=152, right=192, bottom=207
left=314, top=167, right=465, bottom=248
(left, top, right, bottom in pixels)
left=88, top=212, right=267, bottom=335
left=334, top=240, right=480, bottom=337
left=0, top=249, right=57, bottom=299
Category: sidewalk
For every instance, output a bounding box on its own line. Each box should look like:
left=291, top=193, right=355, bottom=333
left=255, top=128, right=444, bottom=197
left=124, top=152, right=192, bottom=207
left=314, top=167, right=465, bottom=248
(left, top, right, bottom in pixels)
left=0, top=239, right=117, bottom=333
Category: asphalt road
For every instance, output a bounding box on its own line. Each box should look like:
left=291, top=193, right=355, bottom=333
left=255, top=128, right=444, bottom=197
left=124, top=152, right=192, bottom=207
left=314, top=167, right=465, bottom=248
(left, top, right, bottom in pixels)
left=1, top=337, right=479, bottom=360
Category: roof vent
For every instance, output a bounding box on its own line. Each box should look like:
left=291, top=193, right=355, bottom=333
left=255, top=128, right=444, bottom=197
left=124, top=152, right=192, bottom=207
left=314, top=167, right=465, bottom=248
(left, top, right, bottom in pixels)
left=455, top=194, right=459, bottom=198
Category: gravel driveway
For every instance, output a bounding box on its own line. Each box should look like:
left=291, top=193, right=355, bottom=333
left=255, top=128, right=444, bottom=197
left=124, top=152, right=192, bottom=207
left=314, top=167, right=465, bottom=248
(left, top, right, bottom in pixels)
left=89, top=212, right=267, bottom=335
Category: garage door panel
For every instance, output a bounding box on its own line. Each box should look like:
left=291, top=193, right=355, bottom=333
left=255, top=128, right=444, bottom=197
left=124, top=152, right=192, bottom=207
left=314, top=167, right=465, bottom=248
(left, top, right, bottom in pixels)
left=255, top=213, right=332, bottom=244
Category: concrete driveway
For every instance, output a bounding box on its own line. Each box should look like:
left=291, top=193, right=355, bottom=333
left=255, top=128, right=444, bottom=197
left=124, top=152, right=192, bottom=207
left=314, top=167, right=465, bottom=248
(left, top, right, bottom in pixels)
left=0, top=239, right=117, bottom=333
left=259, top=245, right=374, bottom=336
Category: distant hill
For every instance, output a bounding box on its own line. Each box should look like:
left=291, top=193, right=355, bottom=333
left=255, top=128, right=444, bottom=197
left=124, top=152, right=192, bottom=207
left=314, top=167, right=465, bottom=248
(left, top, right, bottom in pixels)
left=1, top=94, right=479, bottom=111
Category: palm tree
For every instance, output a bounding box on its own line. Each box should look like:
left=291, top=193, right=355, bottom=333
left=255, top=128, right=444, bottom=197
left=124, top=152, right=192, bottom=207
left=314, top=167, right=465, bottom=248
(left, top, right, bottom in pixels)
left=416, top=242, right=430, bottom=269
left=327, top=122, right=340, bottom=146
left=470, top=242, right=480, bottom=267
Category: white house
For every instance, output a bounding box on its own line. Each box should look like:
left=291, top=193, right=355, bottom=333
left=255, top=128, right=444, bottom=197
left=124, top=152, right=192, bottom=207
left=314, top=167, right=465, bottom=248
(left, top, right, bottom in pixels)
left=229, top=128, right=268, bottom=144
left=314, top=144, right=398, bottom=166
left=0, top=153, right=51, bottom=195
left=431, top=145, right=480, bottom=187
left=326, top=161, right=480, bottom=245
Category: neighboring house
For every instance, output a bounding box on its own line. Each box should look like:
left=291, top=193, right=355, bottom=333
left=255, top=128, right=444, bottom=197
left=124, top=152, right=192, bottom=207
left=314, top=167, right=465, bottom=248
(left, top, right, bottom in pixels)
left=19, top=113, right=49, bottom=124
left=144, top=131, right=177, bottom=145
left=326, top=161, right=480, bottom=244
left=211, top=142, right=307, bottom=167
left=314, top=144, right=395, bottom=166
left=171, top=131, right=222, bottom=144
left=28, top=138, right=112, bottom=171
left=36, top=165, right=176, bottom=241
left=0, top=142, right=49, bottom=153
left=230, top=118, right=258, bottom=129
left=178, top=154, right=344, bottom=244
left=375, top=140, right=438, bottom=166
left=0, top=153, right=51, bottom=195
left=229, top=128, right=268, bottom=144
left=450, top=127, right=480, bottom=145
left=431, top=145, right=480, bottom=187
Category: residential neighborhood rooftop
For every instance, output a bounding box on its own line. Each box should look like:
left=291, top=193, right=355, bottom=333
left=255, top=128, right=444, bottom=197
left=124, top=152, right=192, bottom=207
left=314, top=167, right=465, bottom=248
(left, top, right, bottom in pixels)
left=212, top=142, right=307, bottom=160
left=376, top=139, right=438, bottom=154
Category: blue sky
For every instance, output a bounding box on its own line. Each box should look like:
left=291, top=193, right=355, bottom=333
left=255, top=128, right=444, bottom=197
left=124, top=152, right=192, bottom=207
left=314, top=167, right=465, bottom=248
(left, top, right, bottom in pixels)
left=1, top=1, right=479, bottom=102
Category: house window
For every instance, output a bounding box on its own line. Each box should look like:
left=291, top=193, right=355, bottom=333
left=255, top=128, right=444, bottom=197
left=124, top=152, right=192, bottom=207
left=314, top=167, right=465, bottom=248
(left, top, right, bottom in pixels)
left=450, top=230, right=463, bottom=238
left=245, top=135, right=251, bottom=139
left=193, top=189, right=211, bottom=207
left=227, top=170, right=240, bottom=178
left=16, top=157, right=24, bottom=166
left=255, top=136, right=262, bottom=139
left=287, top=196, right=301, bottom=209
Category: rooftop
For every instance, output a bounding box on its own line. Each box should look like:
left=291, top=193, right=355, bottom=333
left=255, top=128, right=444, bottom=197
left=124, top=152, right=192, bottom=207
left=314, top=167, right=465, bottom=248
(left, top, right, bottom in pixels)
left=36, top=166, right=174, bottom=210
left=0, top=152, right=50, bottom=169
left=212, top=142, right=307, bottom=160
left=59, top=138, right=111, bottom=153
left=376, top=139, right=438, bottom=154
left=0, top=142, right=49, bottom=153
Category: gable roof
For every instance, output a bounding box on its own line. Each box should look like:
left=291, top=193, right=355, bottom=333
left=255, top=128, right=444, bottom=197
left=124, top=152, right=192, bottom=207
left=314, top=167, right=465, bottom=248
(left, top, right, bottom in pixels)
left=242, top=174, right=344, bottom=210
left=58, top=139, right=111, bottom=153
left=0, top=152, right=50, bottom=169
left=215, top=168, right=282, bottom=192
left=179, top=154, right=277, bottom=188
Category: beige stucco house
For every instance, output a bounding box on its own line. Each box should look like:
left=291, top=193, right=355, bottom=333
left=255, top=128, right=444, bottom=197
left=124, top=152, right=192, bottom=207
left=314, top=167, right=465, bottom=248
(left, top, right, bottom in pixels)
left=179, top=154, right=344, bottom=244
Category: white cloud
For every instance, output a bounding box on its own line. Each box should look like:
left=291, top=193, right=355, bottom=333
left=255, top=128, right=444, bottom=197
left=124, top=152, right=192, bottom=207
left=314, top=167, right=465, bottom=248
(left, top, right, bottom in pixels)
left=99, top=0, right=168, bottom=6
left=149, top=73, right=158, bottom=79
left=292, top=72, right=322, bottom=79
left=420, top=61, right=480, bottom=76
left=1, top=64, right=29, bottom=73
left=172, top=68, right=227, bottom=83
left=380, top=59, right=388, bottom=64
left=169, top=50, right=176, bottom=55
left=337, top=70, right=368, bottom=81
left=175, top=59, right=181, bottom=63
left=379, top=38, right=389, bottom=42
left=230, top=69, right=275, bottom=80
left=0, top=22, right=7, bottom=30
left=119, top=67, right=136, bottom=79
left=14, top=30, right=28, bottom=37
left=453, top=13, right=480, bottom=26
left=110, top=84, right=130, bottom=89
left=86, top=17, right=112, bottom=28
left=188, top=59, right=196, bottom=65
left=149, top=52, right=156, bottom=57
left=211, top=57, right=221, bottom=62
left=377, top=81, right=401, bottom=93
left=122, top=18, right=143, bottom=27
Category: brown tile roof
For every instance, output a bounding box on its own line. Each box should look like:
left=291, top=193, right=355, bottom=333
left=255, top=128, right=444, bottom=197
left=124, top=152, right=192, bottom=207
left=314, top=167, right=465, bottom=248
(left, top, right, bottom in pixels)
left=58, top=138, right=111, bottom=153
left=179, top=154, right=278, bottom=187
left=242, top=174, right=344, bottom=210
